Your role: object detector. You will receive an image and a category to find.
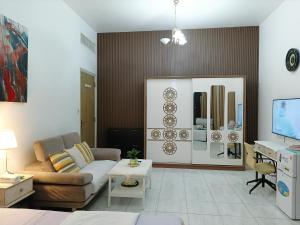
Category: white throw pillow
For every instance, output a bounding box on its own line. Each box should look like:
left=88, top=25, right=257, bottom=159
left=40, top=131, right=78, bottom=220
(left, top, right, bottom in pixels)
left=65, top=147, right=87, bottom=169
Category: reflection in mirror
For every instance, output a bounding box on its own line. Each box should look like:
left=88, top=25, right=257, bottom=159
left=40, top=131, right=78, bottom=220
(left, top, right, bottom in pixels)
left=210, top=142, right=224, bottom=159
left=227, top=143, right=242, bottom=159
left=237, top=104, right=243, bottom=130
left=228, top=92, right=243, bottom=131
left=193, top=92, right=207, bottom=151
left=228, top=92, right=236, bottom=130
left=210, top=86, right=225, bottom=130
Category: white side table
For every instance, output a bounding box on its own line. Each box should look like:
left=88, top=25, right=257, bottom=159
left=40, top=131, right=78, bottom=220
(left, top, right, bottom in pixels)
left=0, top=174, right=35, bottom=208
left=108, top=159, right=152, bottom=208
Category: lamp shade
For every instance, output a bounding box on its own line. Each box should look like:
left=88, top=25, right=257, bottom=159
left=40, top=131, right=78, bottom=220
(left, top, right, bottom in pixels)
left=0, top=131, right=18, bottom=150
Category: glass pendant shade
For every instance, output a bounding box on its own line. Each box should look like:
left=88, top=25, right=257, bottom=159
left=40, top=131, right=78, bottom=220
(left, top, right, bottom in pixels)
left=172, top=28, right=187, bottom=45
left=160, top=38, right=171, bottom=45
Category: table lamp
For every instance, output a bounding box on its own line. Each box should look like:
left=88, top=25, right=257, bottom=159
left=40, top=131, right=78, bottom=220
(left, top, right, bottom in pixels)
left=0, top=130, right=17, bottom=175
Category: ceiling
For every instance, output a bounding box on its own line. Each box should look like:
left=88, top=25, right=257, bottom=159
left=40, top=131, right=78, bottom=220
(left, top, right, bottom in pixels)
left=63, top=0, right=284, bottom=33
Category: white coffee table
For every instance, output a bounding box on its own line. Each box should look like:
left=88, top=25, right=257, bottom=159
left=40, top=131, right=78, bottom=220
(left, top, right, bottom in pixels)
left=108, top=159, right=152, bottom=208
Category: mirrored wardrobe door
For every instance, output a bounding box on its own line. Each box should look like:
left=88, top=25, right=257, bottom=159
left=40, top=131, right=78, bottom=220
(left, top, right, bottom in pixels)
left=227, top=143, right=242, bottom=159
left=210, top=85, right=225, bottom=159
left=210, top=85, right=225, bottom=131
left=227, top=90, right=243, bottom=160
left=193, top=92, right=208, bottom=151
left=227, top=92, right=243, bottom=131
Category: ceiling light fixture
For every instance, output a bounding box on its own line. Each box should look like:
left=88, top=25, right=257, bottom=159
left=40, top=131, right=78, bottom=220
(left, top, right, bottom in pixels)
left=160, top=0, right=187, bottom=46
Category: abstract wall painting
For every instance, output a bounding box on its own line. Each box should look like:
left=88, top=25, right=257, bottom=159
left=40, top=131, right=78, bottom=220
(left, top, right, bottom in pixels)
left=0, top=15, right=28, bottom=102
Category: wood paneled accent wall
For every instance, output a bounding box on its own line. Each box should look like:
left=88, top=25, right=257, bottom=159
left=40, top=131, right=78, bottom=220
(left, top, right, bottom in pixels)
left=97, top=27, right=259, bottom=147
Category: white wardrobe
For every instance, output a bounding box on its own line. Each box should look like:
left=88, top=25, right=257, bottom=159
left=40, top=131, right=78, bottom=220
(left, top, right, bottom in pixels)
left=145, top=77, right=245, bottom=167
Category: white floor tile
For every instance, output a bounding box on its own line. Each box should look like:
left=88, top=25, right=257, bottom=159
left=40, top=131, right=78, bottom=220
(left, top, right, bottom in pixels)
left=188, top=214, right=223, bottom=225
left=256, top=218, right=300, bottom=225
left=126, top=189, right=159, bottom=212
left=185, top=177, right=214, bottom=203
left=105, top=197, right=131, bottom=211
left=210, top=185, right=242, bottom=203
left=157, top=197, right=187, bottom=213
left=247, top=204, right=289, bottom=219
left=217, top=203, right=252, bottom=218
left=187, top=201, right=219, bottom=215
left=85, top=168, right=297, bottom=225
left=156, top=212, right=189, bottom=225
left=222, top=216, right=259, bottom=225
left=86, top=196, right=108, bottom=211
left=204, top=173, right=229, bottom=186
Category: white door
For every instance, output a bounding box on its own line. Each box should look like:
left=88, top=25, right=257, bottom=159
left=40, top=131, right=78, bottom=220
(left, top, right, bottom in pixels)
left=276, top=169, right=296, bottom=219
left=146, top=79, right=193, bottom=163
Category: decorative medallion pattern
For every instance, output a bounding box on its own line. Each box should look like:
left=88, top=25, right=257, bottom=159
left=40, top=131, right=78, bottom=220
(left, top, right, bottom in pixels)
left=228, top=131, right=239, bottom=143
left=179, top=129, right=189, bottom=140
left=163, top=129, right=177, bottom=141
left=162, top=87, right=178, bottom=155
left=163, top=87, right=177, bottom=101
left=151, top=129, right=161, bottom=140
left=163, top=114, right=177, bottom=128
left=211, top=131, right=222, bottom=142
left=163, top=102, right=177, bottom=114
left=163, top=142, right=177, bottom=155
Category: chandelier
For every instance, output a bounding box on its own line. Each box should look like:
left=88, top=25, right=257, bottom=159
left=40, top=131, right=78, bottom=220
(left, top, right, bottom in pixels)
left=160, top=0, right=187, bottom=46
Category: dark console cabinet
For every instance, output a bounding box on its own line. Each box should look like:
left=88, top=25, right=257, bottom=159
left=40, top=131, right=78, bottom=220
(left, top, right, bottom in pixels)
left=107, top=128, right=144, bottom=159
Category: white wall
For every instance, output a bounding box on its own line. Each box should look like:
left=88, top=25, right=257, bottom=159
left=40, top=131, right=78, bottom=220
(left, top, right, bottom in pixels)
left=259, top=0, right=300, bottom=145
left=0, top=0, right=97, bottom=171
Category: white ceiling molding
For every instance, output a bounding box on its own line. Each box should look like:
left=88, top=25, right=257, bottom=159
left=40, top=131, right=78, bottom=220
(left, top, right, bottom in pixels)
left=64, top=0, right=285, bottom=33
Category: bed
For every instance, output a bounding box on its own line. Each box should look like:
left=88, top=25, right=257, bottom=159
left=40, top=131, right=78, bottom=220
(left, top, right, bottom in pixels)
left=1, top=208, right=183, bottom=225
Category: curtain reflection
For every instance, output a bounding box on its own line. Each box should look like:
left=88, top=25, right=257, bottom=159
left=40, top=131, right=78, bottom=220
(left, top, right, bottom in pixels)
left=211, top=86, right=225, bottom=130
left=200, top=94, right=207, bottom=118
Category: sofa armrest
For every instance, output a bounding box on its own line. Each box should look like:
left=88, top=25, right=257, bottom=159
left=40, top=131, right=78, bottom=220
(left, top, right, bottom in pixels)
left=23, top=171, right=93, bottom=186
left=25, top=161, right=55, bottom=172
left=90, top=148, right=121, bottom=161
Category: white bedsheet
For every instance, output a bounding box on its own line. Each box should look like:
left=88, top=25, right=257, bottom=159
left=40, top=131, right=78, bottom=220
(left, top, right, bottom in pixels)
left=61, top=211, right=139, bottom=225
left=0, top=208, right=68, bottom=225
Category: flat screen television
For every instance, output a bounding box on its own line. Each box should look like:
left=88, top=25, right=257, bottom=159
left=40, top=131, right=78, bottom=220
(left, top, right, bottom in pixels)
left=272, top=98, right=300, bottom=140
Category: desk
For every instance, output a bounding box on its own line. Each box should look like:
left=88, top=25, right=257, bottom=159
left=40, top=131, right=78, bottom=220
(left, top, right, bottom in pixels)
left=254, top=141, right=288, bottom=162
left=254, top=141, right=288, bottom=180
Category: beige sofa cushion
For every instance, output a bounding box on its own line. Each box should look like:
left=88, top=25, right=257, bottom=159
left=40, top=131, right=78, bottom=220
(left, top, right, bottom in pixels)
left=65, top=147, right=87, bottom=169
left=62, top=132, right=81, bottom=149
left=27, top=171, right=93, bottom=186
left=34, top=136, right=65, bottom=162
left=91, top=148, right=121, bottom=161
left=80, top=160, right=116, bottom=193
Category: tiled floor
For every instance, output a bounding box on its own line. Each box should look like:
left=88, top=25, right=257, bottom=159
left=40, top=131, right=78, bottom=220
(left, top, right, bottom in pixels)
left=86, top=168, right=300, bottom=225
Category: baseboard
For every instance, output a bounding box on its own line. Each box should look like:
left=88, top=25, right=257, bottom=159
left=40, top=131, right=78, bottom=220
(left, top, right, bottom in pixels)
left=152, top=163, right=245, bottom=171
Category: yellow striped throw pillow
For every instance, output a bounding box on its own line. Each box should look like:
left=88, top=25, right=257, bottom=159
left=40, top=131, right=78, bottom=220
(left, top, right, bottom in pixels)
left=49, top=151, right=80, bottom=173
left=74, top=142, right=95, bottom=164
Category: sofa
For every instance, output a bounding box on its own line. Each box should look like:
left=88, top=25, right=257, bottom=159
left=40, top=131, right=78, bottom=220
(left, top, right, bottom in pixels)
left=24, top=132, right=121, bottom=209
